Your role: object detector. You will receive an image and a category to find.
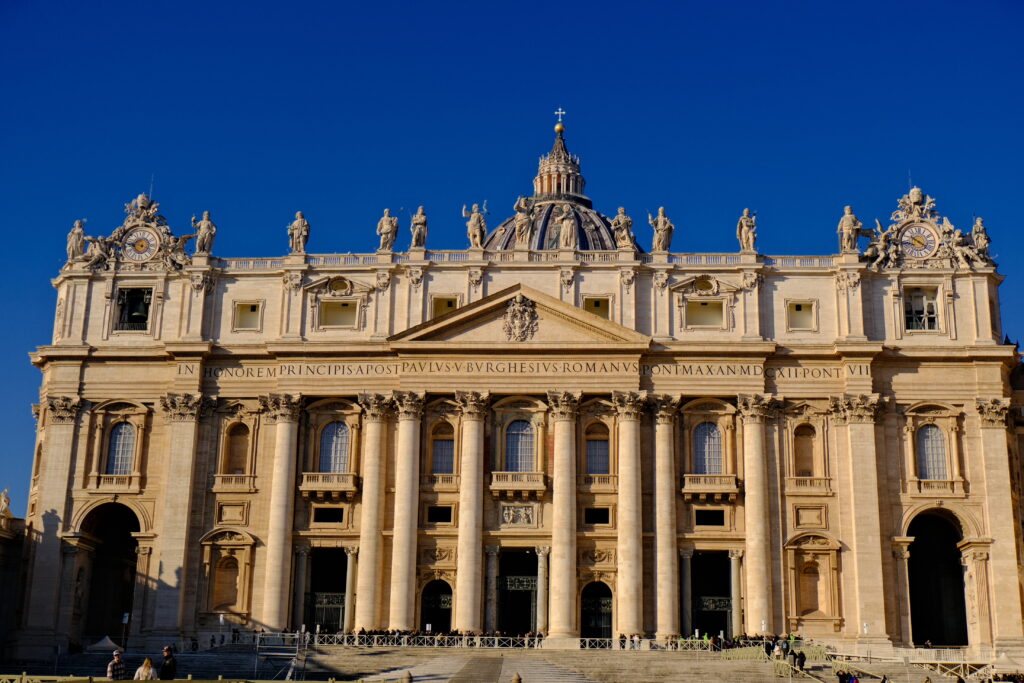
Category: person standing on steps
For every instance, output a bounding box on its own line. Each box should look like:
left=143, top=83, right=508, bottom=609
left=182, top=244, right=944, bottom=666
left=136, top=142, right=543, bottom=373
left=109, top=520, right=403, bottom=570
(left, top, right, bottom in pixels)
left=107, top=650, right=129, bottom=680
left=158, top=646, right=177, bottom=680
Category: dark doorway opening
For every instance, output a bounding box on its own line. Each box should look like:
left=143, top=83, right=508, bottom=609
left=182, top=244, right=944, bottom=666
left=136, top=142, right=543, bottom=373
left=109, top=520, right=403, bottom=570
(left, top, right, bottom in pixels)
left=498, top=549, right=537, bottom=635
left=80, top=503, right=140, bottom=640
left=908, top=512, right=968, bottom=646
left=580, top=581, right=613, bottom=639
left=690, top=550, right=731, bottom=637
left=308, top=548, right=347, bottom=632
left=420, top=580, right=452, bottom=633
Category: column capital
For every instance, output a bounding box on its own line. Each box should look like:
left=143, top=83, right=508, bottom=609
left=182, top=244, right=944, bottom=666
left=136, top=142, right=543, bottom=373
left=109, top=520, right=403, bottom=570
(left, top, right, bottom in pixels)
left=728, top=549, right=744, bottom=560
left=455, top=390, right=490, bottom=419
left=650, top=394, right=681, bottom=425
left=485, top=545, right=500, bottom=557
left=679, top=548, right=694, bottom=560
left=294, top=545, right=310, bottom=557
left=547, top=390, right=581, bottom=420
left=393, top=391, right=426, bottom=421
left=259, top=393, right=303, bottom=423
left=358, top=392, right=393, bottom=422
left=160, top=392, right=214, bottom=422
left=891, top=536, right=913, bottom=560
left=344, top=546, right=359, bottom=557
left=535, top=546, right=550, bottom=557
left=828, top=393, right=883, bottom=424
left=45, top=395, right=82, bottom=424
left=976, top=398, right=1010, bottom=428
left=737, top=394, right=779, bottom=422
left=612, top=390, right=647, bottom=421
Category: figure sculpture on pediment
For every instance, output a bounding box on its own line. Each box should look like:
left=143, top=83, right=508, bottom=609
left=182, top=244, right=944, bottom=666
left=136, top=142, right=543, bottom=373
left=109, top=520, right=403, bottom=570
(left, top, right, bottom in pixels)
left=66, top=220, right=86, bottom=264
left=610, top=207, right=635, bottom=249
left=736, top=208, right=757, bottom=252
left=376, top=208, right=398, bottom=252
left=837, top=206, right=862, bottom=253
left=865, top=219, right=898, bottom=270
left=513, top=196, right=533, bottom=249
left=288, top=211, right=310, bottom=254
left=191, top=211, right=217, bottom=254
left=649, top=206, right=674, bottom=251
left=558, top=203, right=577, bottom=249
left=949, top=229, right=976, bottom=270
left=82, top=235, right=113, bottom=270
left=463, top=203, right=486, bottom=248
left=410, top=206, right=427, bottom=248
left=972, top=217, right=991, bottom=262
left=0, top=487, right=10, bottom=517
left=165, top=233, right=195, bottom=269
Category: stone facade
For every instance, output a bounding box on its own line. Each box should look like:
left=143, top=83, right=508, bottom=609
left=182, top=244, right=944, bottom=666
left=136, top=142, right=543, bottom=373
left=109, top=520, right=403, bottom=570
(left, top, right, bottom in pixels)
left=16, top=124, right=1024, bottom=657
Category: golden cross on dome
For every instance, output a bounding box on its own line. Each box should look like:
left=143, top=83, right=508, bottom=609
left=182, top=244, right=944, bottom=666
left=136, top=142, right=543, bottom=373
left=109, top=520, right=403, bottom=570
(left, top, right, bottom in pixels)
left=554, top=107, right=566, bottom=122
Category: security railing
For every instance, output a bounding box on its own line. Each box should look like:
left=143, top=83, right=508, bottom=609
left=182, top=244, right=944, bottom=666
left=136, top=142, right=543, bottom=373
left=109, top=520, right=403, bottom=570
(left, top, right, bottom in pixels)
left=312, top=634, right=545, bottom=648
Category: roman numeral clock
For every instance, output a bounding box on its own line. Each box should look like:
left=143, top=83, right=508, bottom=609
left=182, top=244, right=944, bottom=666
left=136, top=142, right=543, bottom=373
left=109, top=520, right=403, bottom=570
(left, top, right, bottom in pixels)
left=123, top=227, right=160, bottom=262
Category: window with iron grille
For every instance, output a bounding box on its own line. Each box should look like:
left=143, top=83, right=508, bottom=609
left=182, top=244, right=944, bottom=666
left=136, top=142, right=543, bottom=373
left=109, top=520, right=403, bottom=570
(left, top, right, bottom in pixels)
left=904, top=288, right=938, bottom=331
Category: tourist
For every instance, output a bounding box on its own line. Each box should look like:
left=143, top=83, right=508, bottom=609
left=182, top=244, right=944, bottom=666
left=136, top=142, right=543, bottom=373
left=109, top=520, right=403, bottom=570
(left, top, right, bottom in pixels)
left=106, top=650, right=129, bottom=680
left=158, top=646, right=177, bottom=680
left=796, top=650, right=807, bottom=671
left=133, top=657, right=157, bottom=680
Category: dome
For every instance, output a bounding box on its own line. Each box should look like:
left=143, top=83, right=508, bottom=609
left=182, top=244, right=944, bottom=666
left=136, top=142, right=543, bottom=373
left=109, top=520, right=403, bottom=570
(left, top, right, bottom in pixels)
left=484, top=202, right=631, bottom=251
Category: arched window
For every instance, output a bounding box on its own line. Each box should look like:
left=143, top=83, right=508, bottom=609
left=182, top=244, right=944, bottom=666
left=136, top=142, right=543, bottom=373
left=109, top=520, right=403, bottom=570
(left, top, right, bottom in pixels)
left=224, top=423, right=250, bottom=474
left=319, top=421, right=350, bottom=473
left=106, top=422, right=135, bottom=475
left=211, top=556, right=239, bottom=611
left=505, top=420, right=534, bottom=472
left=916, top=424, right=947, bottom=480
left=692, top=422, right=722, bottom=475
left=585, top=423, right=610, bottom=475
left=431, top=422, right=455, bottom=474
left=794, top=425, right=816, bottom=477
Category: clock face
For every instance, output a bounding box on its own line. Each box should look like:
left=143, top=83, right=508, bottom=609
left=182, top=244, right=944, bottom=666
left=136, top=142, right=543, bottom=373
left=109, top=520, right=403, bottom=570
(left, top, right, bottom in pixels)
left=123, top=228, right=160, bottom=262
left=900, top=224, right=938, bottom=259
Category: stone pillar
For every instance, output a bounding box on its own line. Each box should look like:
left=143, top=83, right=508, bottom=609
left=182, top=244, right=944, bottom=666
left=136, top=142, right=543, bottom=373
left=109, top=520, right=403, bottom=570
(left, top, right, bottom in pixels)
left=343, top=547, right=358, bottom=633
left=260, top=394, right=302, bottom=631
left=652, top=395, right=681, bottom=639
left=153, top=393, right=208, bottom=634
left=22, top=396, right=81, bottom=647
left=388, top=391, right=425, bottom=632
left=729, top=549, right=743, bottom=638
left=680, top=549, right=694, bottom=637
left=354, top=393, right=391, bottom=631
left=292, top=546, right=309, bottom=631
left=547, top=391, right=581, bottom=639
left=975, top=399, right=1024, bottom=647
left=891, top=538, right=913, bottom=646
left=960, top=543, right=994, bottom=647
left=536, top=546, right=550, bottom=635
left=737, top=394, right=774, bottom=635
left=454, top=390, right=488, bottom=632
left=831, top=394, right=888, bottom=642
left=484, top=546, right=499, bottom=633
left=613, top=390, right=646, bottom=637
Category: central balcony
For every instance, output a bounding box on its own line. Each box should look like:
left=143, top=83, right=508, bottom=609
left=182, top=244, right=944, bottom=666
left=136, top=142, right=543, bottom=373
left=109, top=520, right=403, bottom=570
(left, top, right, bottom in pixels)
left=421, top=473, right=460, bottom=491
left=681, top=474, right=740, bottom=503
left=299, top=472, right=358, bottom=501
left=579, top=474, right=618, bottom=492
left=212, top=474, right=257, bottom=493
left=489, top=471, right=546, bottom=499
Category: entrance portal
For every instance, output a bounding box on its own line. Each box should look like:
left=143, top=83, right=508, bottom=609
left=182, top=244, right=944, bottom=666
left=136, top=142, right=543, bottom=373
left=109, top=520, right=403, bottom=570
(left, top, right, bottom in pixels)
left=420, top=580, right=452, bottom=633
left=497, top=549, right=537, bottom=634
left=690, top=551, right=731, bottom=637
left=580, top=581, right=613, bottom=639
left=908, top=512, right=968, bottom=646
left=308, top=548, right=347, bottom=632
left=80, top=503, right=140, bottom=640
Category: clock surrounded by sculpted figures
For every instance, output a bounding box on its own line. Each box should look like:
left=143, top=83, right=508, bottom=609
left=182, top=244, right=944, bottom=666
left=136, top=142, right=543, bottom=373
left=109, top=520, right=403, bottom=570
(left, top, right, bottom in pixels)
left=899, top=223, right=939, bottom=259
left=123, top=227, right=160, bottom=262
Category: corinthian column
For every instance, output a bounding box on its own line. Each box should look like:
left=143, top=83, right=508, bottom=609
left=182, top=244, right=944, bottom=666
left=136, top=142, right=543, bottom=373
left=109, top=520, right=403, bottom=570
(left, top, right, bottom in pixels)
left=652, top=394, right=681, bottom=640
left=547, top=390, right=581, bottom=639
left=260, top=393, right=302, bottom=631
left=354, top=393, right=392, bottom=631
left=830, top=393, right=888, bottom=642
left=737, top=394, right=775, bottom=634
left=343, top=546, right=358, bottom=632
left=536, top=546, right=550, bottom=634
left=613, top=390, right=647, bottom=636
left=454, top=390, right=489, bottom=632
left=388, top=391, right=425, bottom=632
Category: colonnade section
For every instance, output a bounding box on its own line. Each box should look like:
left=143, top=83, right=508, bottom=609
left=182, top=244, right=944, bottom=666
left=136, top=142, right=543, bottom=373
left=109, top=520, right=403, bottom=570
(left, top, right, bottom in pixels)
left=388, top=392, right=425, bottom=631
left=353, top=394, right=391, bottom=630
left=613, top=391, right=646, bottom=636
left=547, top=391, right=580, bottom=641
left=453, top=391, right=488, bottom=632
left=738, top=394, right=773, bottom=634
left=653, top=396, right=681, bottom=639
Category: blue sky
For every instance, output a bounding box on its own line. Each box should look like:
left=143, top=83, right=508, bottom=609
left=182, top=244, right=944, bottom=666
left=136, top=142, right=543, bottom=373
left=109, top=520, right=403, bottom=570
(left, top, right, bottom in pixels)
left=1, top=1, right=1022, bottom=511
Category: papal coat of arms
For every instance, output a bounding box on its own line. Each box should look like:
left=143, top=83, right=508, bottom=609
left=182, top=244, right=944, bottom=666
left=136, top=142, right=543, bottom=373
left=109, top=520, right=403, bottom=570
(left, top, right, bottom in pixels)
left=502, top=294, right=538, bottom=342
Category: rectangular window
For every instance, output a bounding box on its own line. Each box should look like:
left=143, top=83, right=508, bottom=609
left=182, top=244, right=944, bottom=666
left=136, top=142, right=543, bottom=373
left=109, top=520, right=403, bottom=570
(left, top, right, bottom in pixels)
left=586, top=439, right=610, bottom=474
left=320, top=300, right=358, bottom=327
left=233, top=302, right=262, bottom=331
left=685, top=300, right=724, bottom=327
left=431, top=439, right=455, bottom=474
left=583, top=297, right=610, bottom=320
left=312, top=507, right=344, bottom=524
left=432, top=297, right=458, bottom=319
left=115, top=288, right=152, bottom=331
left=694, top=509, right=725, bottom=526
left=426, top=505, right=453, bottom=524
left=583, top=507, right=610, bottom=525
left=904, top=287, right=938, bottom=331
left=786, top=301, right=816, bottom=331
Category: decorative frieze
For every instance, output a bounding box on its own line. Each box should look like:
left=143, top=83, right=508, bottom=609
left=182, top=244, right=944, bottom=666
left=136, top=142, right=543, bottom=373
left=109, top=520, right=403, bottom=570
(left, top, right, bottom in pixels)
left=611, top=390, right=647, bottom=421
left=546, top=390, right=581, bottom=420
left=834, top=271, right=861, bottom=292
left=46, top=396, right=82, bottom=424
left=976, top=398, right=1009, bottom=427
left=259, top=393, right=303, bottom=423
left=499, top=503, right=535, bottom=527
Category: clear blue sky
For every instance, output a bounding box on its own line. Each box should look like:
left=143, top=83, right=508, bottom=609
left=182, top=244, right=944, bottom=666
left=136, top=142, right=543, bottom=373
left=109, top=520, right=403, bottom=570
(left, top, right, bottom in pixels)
left=2, top=1, right=1022, bottom=512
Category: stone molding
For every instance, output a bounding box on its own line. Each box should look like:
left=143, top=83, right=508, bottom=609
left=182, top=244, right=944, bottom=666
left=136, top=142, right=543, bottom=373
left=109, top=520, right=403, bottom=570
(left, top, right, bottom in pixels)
left=259, top=393, right=303, bottom=423
left=546, top=390, right=581, bottom=420
left=46, top=396, right=82, bottom=424
left=611, top=390, right=647, bottom=421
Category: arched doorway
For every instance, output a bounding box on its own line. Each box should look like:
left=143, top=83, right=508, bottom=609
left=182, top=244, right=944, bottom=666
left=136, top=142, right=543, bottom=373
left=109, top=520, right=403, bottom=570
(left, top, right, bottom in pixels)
left=80, top=503, right=140, bottom=640
left=908, top=511, right=967, bottom=646
left=580, top=581, right=612, bottom=639
left=420, top=580, right=452, bottom=633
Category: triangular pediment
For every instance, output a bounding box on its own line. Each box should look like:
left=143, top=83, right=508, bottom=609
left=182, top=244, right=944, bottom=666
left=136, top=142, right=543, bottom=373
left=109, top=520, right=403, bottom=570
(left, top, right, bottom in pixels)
left=389, top=284, right=650, bottom=348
